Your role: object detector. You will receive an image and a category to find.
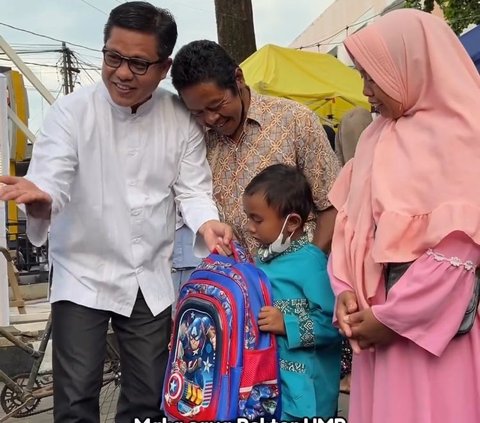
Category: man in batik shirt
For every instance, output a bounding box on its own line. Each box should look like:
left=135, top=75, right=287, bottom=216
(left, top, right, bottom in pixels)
left=171, top=40, right=340, bottom=255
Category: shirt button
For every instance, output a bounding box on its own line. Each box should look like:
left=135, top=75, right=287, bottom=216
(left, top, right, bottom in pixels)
left=133, top=237, right=141, bottom=244
left=128, top=180, right=137, bottom=186
left=136, top=266, right=144, bottom=274
left=128, top=149, right=138, bottom=157
left=131, top=208, right=142, bottom=216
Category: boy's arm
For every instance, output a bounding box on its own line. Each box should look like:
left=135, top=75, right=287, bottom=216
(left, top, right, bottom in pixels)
left=258, top=306, right=286, bottom=335
left=312, top=206, right=337, bottom=253
left=283, top=267, right=341, bottom=350
left=283, top=307, right=341, bottom=350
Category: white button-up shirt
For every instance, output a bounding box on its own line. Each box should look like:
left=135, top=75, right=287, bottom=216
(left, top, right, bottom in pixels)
left=26, top=82, right=218, bottom=316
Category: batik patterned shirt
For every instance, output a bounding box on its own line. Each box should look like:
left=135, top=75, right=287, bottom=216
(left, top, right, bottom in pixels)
left=206, top=91, right=340, bottom=254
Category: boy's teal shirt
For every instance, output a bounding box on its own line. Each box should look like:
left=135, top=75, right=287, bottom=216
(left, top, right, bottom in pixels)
left=257, top=242, right=342, bottom=419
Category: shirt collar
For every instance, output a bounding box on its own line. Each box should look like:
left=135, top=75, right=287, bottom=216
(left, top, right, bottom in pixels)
left=246, top=90, right=268, bottom=127
left=99, top=81, right=155, bottom=116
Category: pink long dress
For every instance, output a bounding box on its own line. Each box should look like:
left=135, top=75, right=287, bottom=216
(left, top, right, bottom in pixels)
left=330, top=232, right=480, bottom=423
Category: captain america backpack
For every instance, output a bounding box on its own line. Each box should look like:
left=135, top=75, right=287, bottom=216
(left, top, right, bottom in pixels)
left=162, top=241, right=281, bottom=421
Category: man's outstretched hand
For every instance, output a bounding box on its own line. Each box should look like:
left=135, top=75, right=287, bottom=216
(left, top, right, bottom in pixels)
left=0, top=176, right=52, bottom=219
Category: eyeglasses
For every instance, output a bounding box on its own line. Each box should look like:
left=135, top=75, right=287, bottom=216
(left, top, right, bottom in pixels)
left=102, top=48, right=162, bottom=75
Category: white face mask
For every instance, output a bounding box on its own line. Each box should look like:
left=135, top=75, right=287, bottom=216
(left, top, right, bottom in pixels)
left=257, top=214, right=294, bottom=262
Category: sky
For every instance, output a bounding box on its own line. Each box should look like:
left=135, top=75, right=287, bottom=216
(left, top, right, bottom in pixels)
left=0, top=0, right=335, bottom=133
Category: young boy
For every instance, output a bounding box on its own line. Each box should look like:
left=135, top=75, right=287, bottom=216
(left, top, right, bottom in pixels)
left=243, top=164, right=342, bottom=420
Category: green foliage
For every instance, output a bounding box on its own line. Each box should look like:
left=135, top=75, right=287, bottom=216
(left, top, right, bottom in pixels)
left=442, top=0, right=480, bottom=34
left=404, top=0, right=434, bottom=12
left=404, top=0, right=480, bottom=34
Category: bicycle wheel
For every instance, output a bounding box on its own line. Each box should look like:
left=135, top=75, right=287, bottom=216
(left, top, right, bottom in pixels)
left=99, top=373, right=120, bottom=422
left=0, top=373, right=53, bottom=418
left=99, top=340, right=121, bottom=422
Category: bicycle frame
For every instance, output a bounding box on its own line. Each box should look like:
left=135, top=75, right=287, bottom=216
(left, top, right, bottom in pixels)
left=0, top=315, right=52, bottom=421
left=0, top=315, right=121, bottom=422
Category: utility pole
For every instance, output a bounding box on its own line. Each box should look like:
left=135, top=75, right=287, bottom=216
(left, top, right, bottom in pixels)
left=61, top=42, right=79, bottom=95
left=214, top=0, right=257, bottom=64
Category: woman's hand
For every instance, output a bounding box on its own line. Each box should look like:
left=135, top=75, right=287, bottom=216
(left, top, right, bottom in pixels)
left=346, top=308, right=397, bottom=350
left=336, top=290, right=359, bottom=337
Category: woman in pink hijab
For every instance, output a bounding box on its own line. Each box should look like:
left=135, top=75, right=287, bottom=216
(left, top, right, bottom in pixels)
left=328, top=8, right=480, bottom=423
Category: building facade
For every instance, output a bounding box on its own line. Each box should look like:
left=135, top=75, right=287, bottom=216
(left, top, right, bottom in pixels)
left=290, top=0, right=443, bottom=65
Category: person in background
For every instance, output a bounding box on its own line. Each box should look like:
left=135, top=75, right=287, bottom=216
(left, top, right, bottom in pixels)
left=172, top=213, right=202, bottom=310
left=322, top=124, right=336, bottom=151
left=329, top=9, right=480, bottom=423
left=334, top=107, right=372, bottom=166
left=171, top=40, right=340, bottom=256
left=0, top=3, right=231, bottom=422
left=243, top=164, right=342, bottom=420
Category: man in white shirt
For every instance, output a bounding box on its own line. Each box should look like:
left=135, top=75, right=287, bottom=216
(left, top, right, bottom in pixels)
left=0, top=2, right=232, bottom=422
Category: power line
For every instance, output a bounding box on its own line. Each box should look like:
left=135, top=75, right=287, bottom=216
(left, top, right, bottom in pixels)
left=68, top=50, right=98, bottom=86
left=298, top=11, right=480, bottom=50
left=0, top=56, right=100, bottom=71
left=54, top=87, right=64, bottom=100
left=0, top=57, right=59, bottom=69
left=78, top=0, right=107, bottom=15
left=0, top=49, right=62, bottom=55
left=75, top=53, right=102, bottom=72
left=76, top=52, right=103, bottom=61
left=60, top=43, right=79, bottom=94
left=9, top=43, right=59, bottom=47
left=0, top=21, right=99, bottom=52
left=77, top=62, right=97, bottom=84
left=298, top=12, right=382, bottom=50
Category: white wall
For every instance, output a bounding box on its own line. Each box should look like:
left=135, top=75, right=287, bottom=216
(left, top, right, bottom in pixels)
left=289, top=0, right=403, bottom=64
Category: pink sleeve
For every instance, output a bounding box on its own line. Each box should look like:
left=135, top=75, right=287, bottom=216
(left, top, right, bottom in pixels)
left=327, top=256, right=355, bottom=326
left=327, top=255, right=353, bottom=296
left=372, top=231, right=480, bottom=357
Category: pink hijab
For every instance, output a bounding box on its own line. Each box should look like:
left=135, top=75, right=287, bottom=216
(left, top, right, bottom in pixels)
left=329, top=9, right=480, bottom=309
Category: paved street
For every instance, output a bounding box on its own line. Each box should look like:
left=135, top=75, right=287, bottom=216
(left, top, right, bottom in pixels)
left=0, top=388, right=348, bottom=422
left=2, top=300, right=349, bottom=422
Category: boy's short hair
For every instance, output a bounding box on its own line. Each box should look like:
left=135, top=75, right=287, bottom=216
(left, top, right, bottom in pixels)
left=244, top=164, right=314, bottom=223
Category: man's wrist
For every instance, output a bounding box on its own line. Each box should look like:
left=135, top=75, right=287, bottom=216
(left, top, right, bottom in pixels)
left=198, top=219, right=218, bottom=234
left=26, top=202, right=52, bottom=220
